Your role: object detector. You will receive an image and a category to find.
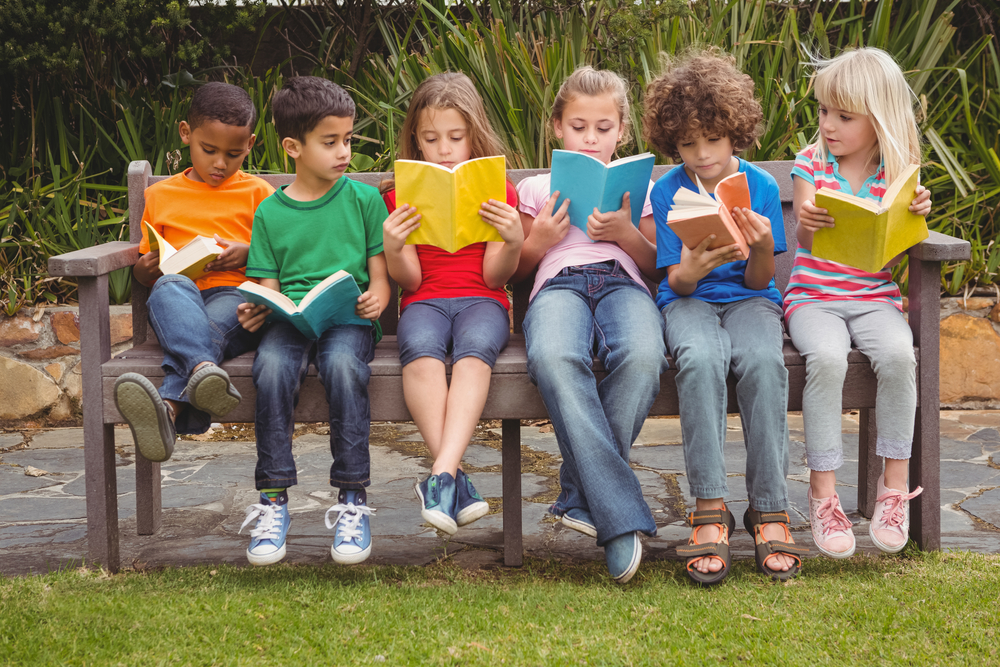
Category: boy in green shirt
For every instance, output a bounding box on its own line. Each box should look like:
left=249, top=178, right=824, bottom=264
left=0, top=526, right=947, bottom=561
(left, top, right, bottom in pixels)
left=237, top=77, right=390, bottom=566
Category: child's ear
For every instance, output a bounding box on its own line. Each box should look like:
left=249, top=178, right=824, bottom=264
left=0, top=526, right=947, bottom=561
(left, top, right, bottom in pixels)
left=281, top=136, right=301, bottom=159
left=179, top=121, right=192, bottom=145
left=552, top=118, right=565, bottom=140
left=246, top=133, right=257, bottom=152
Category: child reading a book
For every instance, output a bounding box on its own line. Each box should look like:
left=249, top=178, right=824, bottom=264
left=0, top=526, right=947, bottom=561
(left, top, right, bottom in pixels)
left=785, top=48, right=932, bottom=558
left=515, top=66, right=667, bottom=584
left=114, top=82, right=274, bottom=464
left=236, top=77, right=390, bottom=566
left=644, top=50, right=805, bottom=585
left=379, top=72, right=523, bottom=535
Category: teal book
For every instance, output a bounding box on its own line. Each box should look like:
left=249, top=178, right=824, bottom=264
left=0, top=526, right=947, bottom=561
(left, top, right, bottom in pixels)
left=549, top=150, right=655, bottom=240
left=237, top=270, right=371, bottom=340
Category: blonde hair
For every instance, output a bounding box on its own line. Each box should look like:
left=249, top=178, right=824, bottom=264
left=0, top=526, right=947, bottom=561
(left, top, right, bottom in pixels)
left=810, top=47, right=921, bottom=186
left=551, top=66, right=632, bottom=144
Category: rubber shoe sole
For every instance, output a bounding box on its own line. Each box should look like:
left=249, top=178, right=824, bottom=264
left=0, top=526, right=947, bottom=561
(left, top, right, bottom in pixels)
left=414, top=482, right=458, bottom=535
left=247, top=542, right=286, bottom=566
left=561, top=512, right=598, bottom=538
left=331, top=542, right=372, bottom=565
left=114, top=373, right=175, bottom=462
left=869, top=524, right=908, bottom=554
left=456, top=500, right=489, bottom=526
left=185, top=364, right=241, bottom=419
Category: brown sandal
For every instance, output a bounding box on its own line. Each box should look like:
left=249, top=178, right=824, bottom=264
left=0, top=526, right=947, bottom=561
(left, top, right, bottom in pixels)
left=743, top=508, right=809, bottom=581
left=677, top=506, right=736, bottom=586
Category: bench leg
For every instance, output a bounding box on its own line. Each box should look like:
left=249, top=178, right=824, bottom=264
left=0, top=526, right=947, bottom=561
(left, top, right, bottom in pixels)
left=857, top=408, right=881, bottom=519
left=501, top=419, right=523, bottom=567
left=135, top=454, right=162, bottom=535
left=79, top=275, right=120, bottom=572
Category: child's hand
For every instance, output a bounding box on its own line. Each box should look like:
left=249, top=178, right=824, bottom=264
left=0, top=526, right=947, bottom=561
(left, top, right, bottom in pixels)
left=587, top=192, right=634, bottom=244
left=798, top=199, right=835, bottom=233
left=205, top=236, right=249, bottom=272
left=681, top=235, right=744, bottom=279
left=909, top=184, right=931, bottom=217
left=383, top=204, right=421, bottom=254
left=133, top=250, right=163, bottom=287
left=356, top=290, right=381, bottom=320
left=529, top=191, right=571, bottom=251
left=732, top=207, right=773, bottom=254
left=238, top=302, right=270, bottom=332
left=480, top=199, right=523, bottom=246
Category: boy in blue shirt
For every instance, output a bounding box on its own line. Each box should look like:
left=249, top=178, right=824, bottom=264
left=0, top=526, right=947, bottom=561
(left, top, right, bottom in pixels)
left=237, top=77, right=390, bottom=566
left=643, top=51, right=805, bottom=585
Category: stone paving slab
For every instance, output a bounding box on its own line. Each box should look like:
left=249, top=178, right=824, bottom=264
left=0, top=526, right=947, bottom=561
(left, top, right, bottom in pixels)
left=2, top=411, right=1000, bottom=576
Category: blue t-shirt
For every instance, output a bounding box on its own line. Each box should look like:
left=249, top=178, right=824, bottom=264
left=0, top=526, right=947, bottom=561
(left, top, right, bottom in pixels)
left=651, top=159, right=786, bottom=309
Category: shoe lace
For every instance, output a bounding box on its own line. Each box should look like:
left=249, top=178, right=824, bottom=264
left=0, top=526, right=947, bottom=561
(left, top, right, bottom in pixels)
left=816, top=495, right=853, bottom=536
left=240, top=503, right=284, bottom=540
left=325, top=503, right=376, bottom=542
left=874, top=486, right=924, bottom=528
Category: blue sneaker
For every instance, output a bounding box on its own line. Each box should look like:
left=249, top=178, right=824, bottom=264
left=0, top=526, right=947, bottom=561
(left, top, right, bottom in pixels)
left=559, top=507, right=597, bottom=538
left=455, top=469, right=489, bottom=526
left=605, top=531, right=642, bottom=584
left=415, top=472, right=458, bottom=534
left=326, top=489, right=375, bottom=564
left=241, top=491, right=291, bottom=566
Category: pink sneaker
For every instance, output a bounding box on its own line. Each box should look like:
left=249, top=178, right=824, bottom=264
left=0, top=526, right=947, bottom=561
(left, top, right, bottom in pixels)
left=808, top=488, right=856, bottom=558
left=869, top=476, right=923, bottom=553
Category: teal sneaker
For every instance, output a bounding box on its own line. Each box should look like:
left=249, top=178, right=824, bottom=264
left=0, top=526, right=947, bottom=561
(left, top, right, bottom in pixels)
left=415, top=472, right=458, bottom=534
left=455, top=469, right=489, bottom=526
left=560, top=507, right=597, bottom=538
left=241, top=491, right=291, bottom=566
left=326, top=489, right=375, bottom=564
left=605, top=531, right=642, bottom=584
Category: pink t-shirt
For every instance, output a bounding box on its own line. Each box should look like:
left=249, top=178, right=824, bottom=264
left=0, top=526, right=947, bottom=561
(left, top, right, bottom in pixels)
left=516, top=173, right=654, bottom=302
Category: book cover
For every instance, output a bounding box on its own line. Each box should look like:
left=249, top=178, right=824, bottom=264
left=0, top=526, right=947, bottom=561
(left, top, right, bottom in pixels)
left=666, top=171, right=752, bottom=259
left=812, top=164, right=928, bottom=273
left=144, top=222, right=224, bottom=281
left=237, top=270, right=370, bottom=340
left=394, top=156, right=506, bottom=253
left=550, top=150, right=655, bottom=241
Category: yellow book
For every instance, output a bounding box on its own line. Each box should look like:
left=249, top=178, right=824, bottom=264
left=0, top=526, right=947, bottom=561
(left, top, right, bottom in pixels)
left=394, top=156, right=506, bottom=253
left=812, top=164, right=928, bottom=273
left=144, top=222, right=224, bottom=281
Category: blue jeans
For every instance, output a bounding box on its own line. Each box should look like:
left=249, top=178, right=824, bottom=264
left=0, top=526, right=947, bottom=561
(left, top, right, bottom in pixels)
left=147, top=275, right=261, bottom=434
left=252, top=321, right=376, bottom=491
left=661, top=297, right=789, bottom=511
left=397, top=296, right=510, bottom=367
left=523, top=261, right=666, bottom=546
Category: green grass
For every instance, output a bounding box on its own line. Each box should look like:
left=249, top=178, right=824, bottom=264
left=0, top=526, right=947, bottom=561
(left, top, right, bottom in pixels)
left=2, top=551, right=998, bottom=665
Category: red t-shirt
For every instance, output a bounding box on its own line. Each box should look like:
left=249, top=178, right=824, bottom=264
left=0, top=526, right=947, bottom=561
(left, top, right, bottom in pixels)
left=384, top=181, right=518, bottom=310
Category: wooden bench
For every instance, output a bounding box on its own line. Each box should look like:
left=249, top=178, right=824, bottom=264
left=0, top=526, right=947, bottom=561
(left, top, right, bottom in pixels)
left=48, top=159, right=970, bottom=573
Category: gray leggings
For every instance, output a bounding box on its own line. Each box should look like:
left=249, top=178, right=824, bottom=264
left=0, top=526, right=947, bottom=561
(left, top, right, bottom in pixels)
left=786, top=300, right=915, bottom=471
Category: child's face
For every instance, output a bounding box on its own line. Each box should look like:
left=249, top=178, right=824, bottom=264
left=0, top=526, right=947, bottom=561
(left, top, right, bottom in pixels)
left=179, top=119, right=255, bottom=186
left=285, top=115, right=354, bottom=183
left=416, top=107, right=472, bottom=168
left=675, top=131, right=736, bottom=188
left=818, top=102, right=878, bottom=162
left=553, top=94, right=623, bottom=164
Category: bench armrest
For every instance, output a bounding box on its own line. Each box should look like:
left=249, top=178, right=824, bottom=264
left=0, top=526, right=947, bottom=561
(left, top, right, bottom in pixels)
left=909, top=231, right=971, bottom=262
left=47, top=242, right=140, bottom=277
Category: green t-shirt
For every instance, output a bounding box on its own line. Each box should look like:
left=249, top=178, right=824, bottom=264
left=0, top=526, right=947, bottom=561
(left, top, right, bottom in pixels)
left=247, top=176, right=387, bottom=337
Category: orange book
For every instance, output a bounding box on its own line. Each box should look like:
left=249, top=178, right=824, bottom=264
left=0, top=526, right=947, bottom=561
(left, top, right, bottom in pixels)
left=666, top=171, right=751, bottom=259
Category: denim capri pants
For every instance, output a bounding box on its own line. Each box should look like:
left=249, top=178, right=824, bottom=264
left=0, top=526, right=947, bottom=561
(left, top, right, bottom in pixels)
left=397, top=296, right=510, bottom=367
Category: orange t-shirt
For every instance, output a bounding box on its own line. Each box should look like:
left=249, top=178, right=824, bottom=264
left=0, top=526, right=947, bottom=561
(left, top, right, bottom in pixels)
left=139, top=169, right=275, bottom=290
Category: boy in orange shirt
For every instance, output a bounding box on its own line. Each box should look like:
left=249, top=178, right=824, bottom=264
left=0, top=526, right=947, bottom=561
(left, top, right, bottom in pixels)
left=114, top=82, right=275, bottom=463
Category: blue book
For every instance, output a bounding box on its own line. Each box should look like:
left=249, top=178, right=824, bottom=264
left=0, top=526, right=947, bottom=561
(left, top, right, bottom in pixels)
left=550, top=150, right=655, bottom=240
left=237, top=271, right=371, bottom=340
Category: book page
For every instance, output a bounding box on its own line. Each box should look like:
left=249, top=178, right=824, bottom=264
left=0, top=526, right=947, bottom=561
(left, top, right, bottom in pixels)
left=453, top=156, right=505, bottom=251
left=144, top=222, right=177, bottom=262
left=237, top=281, right=298, bottom=314
left=714, top=172, right=751, bottom=214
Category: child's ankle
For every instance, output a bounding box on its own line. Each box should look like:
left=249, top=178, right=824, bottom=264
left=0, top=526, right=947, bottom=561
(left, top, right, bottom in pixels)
left=809, top=470, right=837, bottom=498
left=163, top=399, right=179, bottom=424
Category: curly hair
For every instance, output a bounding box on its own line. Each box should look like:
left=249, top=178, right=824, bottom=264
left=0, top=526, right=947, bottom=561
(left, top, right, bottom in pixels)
left=642, top=50, right=763, bottom=161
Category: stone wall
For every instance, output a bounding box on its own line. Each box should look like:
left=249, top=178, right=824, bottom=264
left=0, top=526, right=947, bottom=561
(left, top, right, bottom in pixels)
left=939, top=293, right=1000, bottom=408
left=0, top=306, right=133, bottom=425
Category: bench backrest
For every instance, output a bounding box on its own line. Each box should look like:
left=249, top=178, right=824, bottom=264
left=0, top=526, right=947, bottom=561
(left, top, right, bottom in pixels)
left=126, top=161, right=795, bottom=344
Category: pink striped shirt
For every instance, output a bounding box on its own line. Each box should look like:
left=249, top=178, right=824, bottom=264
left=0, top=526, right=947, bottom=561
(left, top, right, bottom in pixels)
left=783, top=144, right=902, bottom=319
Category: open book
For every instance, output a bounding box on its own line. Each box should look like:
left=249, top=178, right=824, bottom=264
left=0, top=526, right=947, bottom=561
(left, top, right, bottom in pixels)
left=550, top=150, right=655, bottom=241
left=394, top=156, right=506, bottom=253
left=812, top=164, right=928, bottom=273
left=666, top=171, right=751, bottom=259
left=145, top=222, right=224, bottom=280
left=237, top=271, right=370, bottom=340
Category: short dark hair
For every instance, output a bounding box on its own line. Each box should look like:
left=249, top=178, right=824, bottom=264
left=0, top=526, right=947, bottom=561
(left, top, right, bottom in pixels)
left=187, top=82, right=257, bottom=130
left=272, top=76, right=356, bottom=142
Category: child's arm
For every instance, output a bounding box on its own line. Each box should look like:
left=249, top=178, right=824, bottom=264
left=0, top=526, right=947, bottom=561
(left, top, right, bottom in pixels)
left=512, top=192, right=570, bottom=282
left=205, top=235, right=249, bottom=273
left=382, top=204, right=423, bottom=292
left=666, top=236, right=744, bottom=296
left=237, top=278, right=278, bottom=332
left=732, top=207, right=775, bottom=291
left=357, top=252, right=391, bottom=321
left=586, top=192, right=663, bottom=281
left=481, top=198, right=525, bottom=289
left=133, top=251, right=162, bottom=288
left=793, top=177, right=834, bottom=251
